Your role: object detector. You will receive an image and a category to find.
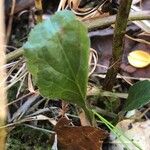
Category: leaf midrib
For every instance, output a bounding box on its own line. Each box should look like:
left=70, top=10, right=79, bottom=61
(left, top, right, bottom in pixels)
left=49, top=19, right=85, bottom=102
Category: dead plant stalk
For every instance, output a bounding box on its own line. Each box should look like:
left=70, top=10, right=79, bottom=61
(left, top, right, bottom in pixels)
left=0, top=0, right=7, bottom=149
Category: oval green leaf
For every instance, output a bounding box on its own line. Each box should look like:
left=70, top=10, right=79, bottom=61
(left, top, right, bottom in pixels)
left=123, top=80, right=150, bottom=111
left=23, top=10, right=90, bottom=108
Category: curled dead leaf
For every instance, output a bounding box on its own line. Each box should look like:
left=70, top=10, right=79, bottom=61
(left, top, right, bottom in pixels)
left=54, top=117, right=108, bottom=150
left=128, top=50, right=150, bottom=68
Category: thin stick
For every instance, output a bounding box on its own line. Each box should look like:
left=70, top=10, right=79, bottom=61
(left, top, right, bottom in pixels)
left=0, top=0, right=7, bottom=149
left=102, top=0, right=133, bottom=91
left=5, top=0, right=16, bottom=43
left=6, top=47, right=24, bottom=62
left=85, top=11, right=150, bottom=30
left=125, top=34, right=150, bottom=45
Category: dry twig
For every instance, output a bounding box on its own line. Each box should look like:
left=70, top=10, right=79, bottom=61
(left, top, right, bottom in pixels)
left=5, top=0, right=16, bottom=43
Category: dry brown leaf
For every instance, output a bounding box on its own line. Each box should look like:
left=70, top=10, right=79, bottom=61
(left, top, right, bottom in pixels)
left=54, top=117, right=108, bottom=150
left=128, top=50, right=150, bottom=68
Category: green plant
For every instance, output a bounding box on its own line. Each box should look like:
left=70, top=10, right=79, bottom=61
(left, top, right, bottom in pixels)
left=123, top=80, right=150, bottom=111
left=24, top=10, right=93, bottom=123
left=24, top=9, right=150, bottom=123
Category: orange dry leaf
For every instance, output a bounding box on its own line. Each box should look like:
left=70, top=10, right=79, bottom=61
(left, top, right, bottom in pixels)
left=128, top=50, right=150, bottom=68
left=54, top=117, right=108, bottom=150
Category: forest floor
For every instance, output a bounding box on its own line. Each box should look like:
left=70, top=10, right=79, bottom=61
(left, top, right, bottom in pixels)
left=4, top=0, right=150, bottom=149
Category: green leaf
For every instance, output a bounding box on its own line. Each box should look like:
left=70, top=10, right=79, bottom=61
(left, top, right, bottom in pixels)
left=23, top=10, right=90, bottom=109
left=123, top=80, right=150, bottom=111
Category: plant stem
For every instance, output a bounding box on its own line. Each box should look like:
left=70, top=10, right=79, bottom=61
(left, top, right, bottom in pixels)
left=87, top=85, right=128, bottom=99
left=82, top=107, right=94, bottom=126
left=102, top=0, right=133, bottom=91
